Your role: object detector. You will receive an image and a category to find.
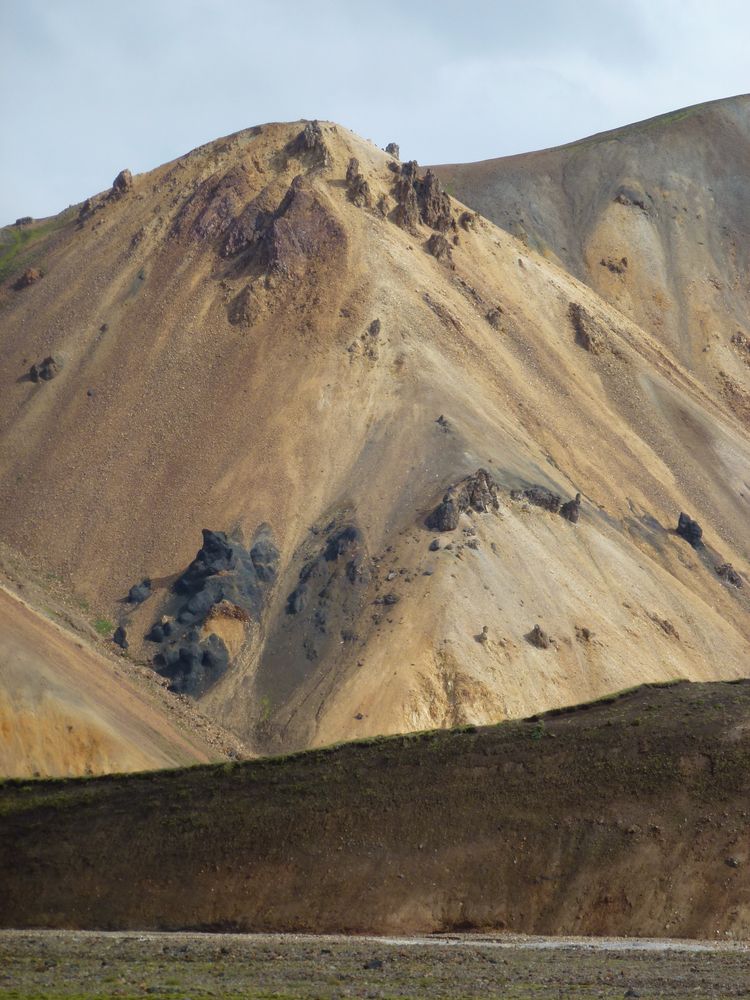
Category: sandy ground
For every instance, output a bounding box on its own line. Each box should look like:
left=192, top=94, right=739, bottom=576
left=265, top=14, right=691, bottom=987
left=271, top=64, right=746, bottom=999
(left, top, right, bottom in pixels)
left=1, top=930, right=748, bottom=999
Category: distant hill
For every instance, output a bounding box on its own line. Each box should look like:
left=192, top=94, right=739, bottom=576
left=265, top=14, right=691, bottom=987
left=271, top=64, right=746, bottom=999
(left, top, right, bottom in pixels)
left=2, top=680, right=749, bottom=937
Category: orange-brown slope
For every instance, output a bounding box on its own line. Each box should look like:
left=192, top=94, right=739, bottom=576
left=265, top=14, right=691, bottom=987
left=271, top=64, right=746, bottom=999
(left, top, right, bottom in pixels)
left=1, top=120, right=749, bottom=755
left=0, top=586, right=223, bottom=777
left=2, top=680, right=750, bottom=938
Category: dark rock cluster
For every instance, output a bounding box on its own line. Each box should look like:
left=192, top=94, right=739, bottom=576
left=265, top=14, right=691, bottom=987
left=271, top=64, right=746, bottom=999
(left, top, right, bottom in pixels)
left=426, top=469, right=499, bottom=532
left=111, top=169, right=133, bottom=196
left=146, top=528, right=279, bottom=696
left=676, top=512, right=702, bottom=547
left=385, top=142, right=400, bottom=159
left=426, top=233, right=453, bottom=264
left=560, top=493, right=582, bottom=523
left=527, top=624, right=551, bottom=649
left=29, top=355, right=62, bottom=382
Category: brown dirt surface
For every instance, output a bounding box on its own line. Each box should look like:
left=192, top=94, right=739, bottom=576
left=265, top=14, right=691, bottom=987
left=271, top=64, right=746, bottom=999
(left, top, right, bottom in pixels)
left=3, top=112, right=750, bottom=761
left=1, top=929, right=749, bottom=1000
left=3, top=679, right=750, bottom=939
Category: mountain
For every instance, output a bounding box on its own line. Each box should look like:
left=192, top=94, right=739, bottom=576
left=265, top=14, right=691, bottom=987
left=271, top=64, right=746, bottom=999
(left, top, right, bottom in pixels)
left=1, top=114, right=750, bottom=760
left=2, top=679, right=749, bottom=937
left=433, top=95, right=750, bottom=406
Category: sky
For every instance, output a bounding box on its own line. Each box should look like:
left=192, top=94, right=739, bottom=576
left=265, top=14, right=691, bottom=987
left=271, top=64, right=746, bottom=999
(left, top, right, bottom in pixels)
left=2, top=0, right=749, bottom=222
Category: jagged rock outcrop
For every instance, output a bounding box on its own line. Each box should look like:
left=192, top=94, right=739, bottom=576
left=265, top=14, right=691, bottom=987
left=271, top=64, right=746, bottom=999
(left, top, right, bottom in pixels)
left=677, top=513, right=703, bottom=547
left=426, top=469, right=499, bottom=531
left=385, top=142, right=400, bottom=159
left=393, top=162, right=453, bottom=234
left=345, top=157, right=372, bottom=208
left=28, top=356, right=62, bottom=382
left=289, top=120, right=330, bottom=167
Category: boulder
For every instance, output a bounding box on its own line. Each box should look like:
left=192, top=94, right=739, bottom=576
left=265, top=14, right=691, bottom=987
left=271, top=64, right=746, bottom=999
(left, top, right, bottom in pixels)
left=527, top=624, right=551, bottom=649
left=13, top=267, right=42, bottom=290
left=385, top=142, right=400, bottom=159
left=127, top=578, right=152, bottom=604
left=29, top=356, right=62, bottom=382
left=112, top=169, right=133, bottom=195
left=676, top=512, right=702, bottom=547
left=560, top=493, right=581, bottom=523
left=425, top=233, right=452, bottom=263
left=113, top=625, right=128, bottom=649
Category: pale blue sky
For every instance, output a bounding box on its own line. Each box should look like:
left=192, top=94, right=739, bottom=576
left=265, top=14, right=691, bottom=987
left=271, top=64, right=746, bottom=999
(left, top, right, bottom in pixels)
left=1, top=0, right=749, bottom=222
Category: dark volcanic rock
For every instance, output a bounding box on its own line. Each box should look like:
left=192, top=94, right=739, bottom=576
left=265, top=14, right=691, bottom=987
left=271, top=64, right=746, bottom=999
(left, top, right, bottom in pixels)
left=393, top=161, right=421, bottom=232
left=29, top=356, right=62, bottom=382
left=14, top=216, right=32, bottom=227
left=511, top=485, right=562, bottom=513
left=676, top=512, right=703, bottom=547
left=13, top=267, right=42, bottom=290
left=127, top=579, right=152, bottom=604
left=527, top=624, right=551, bottom=649
left=385, top=142, right=400, bottom=159
left=260, top=176, right=346, bottom=277
left=113, top=625, right=128, bottom=649
left=560, top=493, right=582, bottom=523
left=426, top=469, right=499, bottom=532
left=146, top=526, right=278, bottom=696
left=716, top=562, right=742, bottom=587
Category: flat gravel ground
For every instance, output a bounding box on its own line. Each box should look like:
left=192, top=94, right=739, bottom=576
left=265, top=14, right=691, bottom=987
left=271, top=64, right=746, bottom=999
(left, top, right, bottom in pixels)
left=1, top=931, right=749, bottom=999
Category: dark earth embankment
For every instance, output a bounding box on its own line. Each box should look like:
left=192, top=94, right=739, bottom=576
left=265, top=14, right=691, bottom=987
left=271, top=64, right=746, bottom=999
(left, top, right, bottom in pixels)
left=2, top=679, right=750, bottom=938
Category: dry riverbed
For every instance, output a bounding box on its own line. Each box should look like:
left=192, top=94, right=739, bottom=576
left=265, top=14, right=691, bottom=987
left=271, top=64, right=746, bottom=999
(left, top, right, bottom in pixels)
left=1, top=931, right=749, bottom=999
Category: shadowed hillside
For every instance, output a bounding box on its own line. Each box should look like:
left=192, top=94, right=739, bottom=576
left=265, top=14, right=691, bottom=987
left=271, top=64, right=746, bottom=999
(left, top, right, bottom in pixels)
left=2, top=680, right=749, bottom=937
left=2, top=115, right=750, bottom=760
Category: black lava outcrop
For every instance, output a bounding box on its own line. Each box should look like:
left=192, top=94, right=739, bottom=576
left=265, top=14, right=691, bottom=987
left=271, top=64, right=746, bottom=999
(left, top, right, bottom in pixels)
left=426, top=469, right=499, bottom=532
left=527, top=624, right=551, bottom=649
left=385, top=142, right=400, bottom=158
left=147, top=527, right=279, bottom=696
left=426, top=233, right=453, bottom=264
left=677, top=513, right=703, bottom=548
left=29, top=356, right=62, bottom=382
left=289, top=120, right=330, bottom=167
left=111, top=169, right=133, bottom=196
left=127, top=579, right=152, bottom=604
